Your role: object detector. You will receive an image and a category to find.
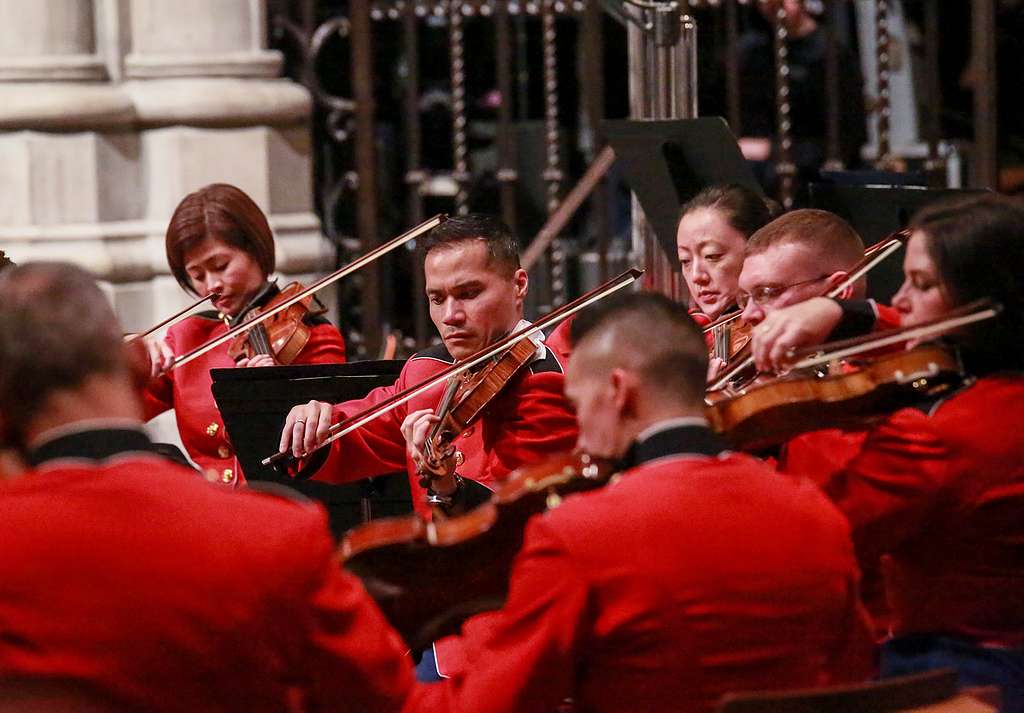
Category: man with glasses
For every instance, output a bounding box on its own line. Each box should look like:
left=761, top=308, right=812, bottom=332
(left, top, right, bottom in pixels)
left=736, top=209, right=900, bottom=361
left=733, top=208, right=901, bottom=487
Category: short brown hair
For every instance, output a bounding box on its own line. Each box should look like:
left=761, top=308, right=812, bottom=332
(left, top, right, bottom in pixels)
left=420, top=213, right=520, bottom=277
left=165, top=184, right=275, bottom=293
left=0, top=263, right=125, bottom=444
left=746, top=209, right=864, bottom=270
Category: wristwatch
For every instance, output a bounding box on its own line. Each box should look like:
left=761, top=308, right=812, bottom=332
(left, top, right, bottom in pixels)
left=426, top=474, right=464, bottom=508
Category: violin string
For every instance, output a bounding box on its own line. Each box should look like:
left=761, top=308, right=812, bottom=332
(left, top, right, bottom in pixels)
left=263, top=268, right=643, bottom=467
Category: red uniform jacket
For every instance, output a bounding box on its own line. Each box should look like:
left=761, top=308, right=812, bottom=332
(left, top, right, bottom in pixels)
left=143, top=296, right=345, bottom=485
left=0, top=427, right=412, bottom=713
left=405, top=423, right=875, bottom=713
left=311, top=335, right=578, bottom=518
left=805, top=376, right=1024, bottom=646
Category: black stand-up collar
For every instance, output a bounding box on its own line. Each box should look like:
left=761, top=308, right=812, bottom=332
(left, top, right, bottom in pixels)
left=229, top=280, right=278, bottom=325
left=618, top=424, right=728, bottom=471
left=26, top=428, right=155, bottom=468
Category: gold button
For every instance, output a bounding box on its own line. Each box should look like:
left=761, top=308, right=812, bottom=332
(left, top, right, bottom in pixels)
left=217, top=445, right=232, bottom=459
left=206, top=422, right=219, bottom=437
left=454, top=450, right=465, bottom=466
left=221, top=469, right=234, bottom=484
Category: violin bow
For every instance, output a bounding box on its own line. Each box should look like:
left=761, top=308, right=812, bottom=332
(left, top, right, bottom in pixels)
left=123, top=293, right=219, bottom=344
left=165, top=214, right=446, bottom=372
left=787, top=299, right=1001, bottom=371
left=708, top=232, right=907, bottom=391
left=262, top=267, right=645, bottom=468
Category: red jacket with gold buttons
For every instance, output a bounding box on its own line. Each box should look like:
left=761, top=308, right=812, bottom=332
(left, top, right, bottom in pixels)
left=142, top=306, right=345, bottom=486
left=309, top=335, right=578, bottom=518
left=403, top=424, right=875, bottom=713
left=0, top=428, right=412, bottom=713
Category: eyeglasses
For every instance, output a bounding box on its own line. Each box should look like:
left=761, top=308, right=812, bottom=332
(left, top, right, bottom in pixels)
left=736, top=274, right=830, bottom=310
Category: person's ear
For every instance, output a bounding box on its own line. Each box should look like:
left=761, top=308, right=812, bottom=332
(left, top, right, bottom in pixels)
left=609, top=368, right=638, bottom=417
left=824, top=271, right=853, bottom=299
left=512, top=268, right=528, bottom=301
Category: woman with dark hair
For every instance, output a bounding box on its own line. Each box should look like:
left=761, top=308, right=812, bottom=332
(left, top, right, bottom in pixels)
left=142, top=183, right=346, bottom=486
left=676, top=184, right=776, bottom=324
left=755, top=193, right=1024, bottom=710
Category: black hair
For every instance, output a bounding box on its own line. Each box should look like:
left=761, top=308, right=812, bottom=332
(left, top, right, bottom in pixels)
left=420, top=213, right=520, bottom=276
left=911, top=193, right=1024, bottom=373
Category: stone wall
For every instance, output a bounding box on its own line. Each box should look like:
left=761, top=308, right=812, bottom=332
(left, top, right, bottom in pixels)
left=0, top=0, right=334, bottom=447
left=0, top=0, right=331, bottom=332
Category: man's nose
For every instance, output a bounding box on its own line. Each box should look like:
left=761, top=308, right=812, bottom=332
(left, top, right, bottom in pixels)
left=443, top=299, right=465, bottom=324
left=740, top=300, right=763, bottom=327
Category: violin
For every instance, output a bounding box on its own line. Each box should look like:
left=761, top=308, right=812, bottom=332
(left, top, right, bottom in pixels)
left=419, top=336, right=540, bottom=500
left=226, top=282, right=323, bottom=365
left=707, top=345, right=963, bottom=451
left=706, top=300, right=1001, bottom=450
left=340, top=451, right=616, bottom=650
left=694, top=309, right=750, bottom=366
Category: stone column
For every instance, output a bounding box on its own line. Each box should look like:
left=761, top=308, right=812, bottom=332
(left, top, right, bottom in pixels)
left=0, top=0, right=108, bottom=81
left=0, top=0, right=331, bottom=332
left=0, top=0, right=333, bottom=449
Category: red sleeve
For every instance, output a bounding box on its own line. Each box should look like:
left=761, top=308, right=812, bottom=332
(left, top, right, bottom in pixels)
left=822, top=583, right=878, bottom=684
left=479, top=370, right=579, bottom=484
left=294, top=321, right=347, bottom=365
left=822, top=409, right=950, bottom=567
left=308, top=379, right=410, bottom=485
left=544, top=319, right=574, bottom=362
left=871, top=301, right=901, bottom=332
left=280, top=509, right=414, bottom=712
left=140, top=331, right=177, bottom=421
left=403, top=517, right=588, bottom=713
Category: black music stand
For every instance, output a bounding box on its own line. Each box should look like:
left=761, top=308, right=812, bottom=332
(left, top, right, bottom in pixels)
left=211, top=361, right=413, bottom=538
left=809, top=183, right=990, bottom=303
left=603, top=117, right=762, bottom=262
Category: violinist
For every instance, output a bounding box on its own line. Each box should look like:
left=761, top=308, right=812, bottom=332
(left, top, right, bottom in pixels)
left=737, top=209, right=899, bottom=332
left=0, top=262, right=413, bottom=713
left=277, top=214, right=578, bottom=679
left=142, top=183, right=346, bottom=486
left=402, top=292, right=873, bottom=713
left=676, top=184, right=776, bottom=375
left=677, top=183, right=775, bottom=324
left=757, top=194, right=1024, bottom=711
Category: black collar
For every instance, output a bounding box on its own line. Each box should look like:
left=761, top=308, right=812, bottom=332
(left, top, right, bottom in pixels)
left=618, top=424, right=728, bottom=471
left=229, top=280, right=279, bottom=325
left=26, top=428, right=156, bottom=467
